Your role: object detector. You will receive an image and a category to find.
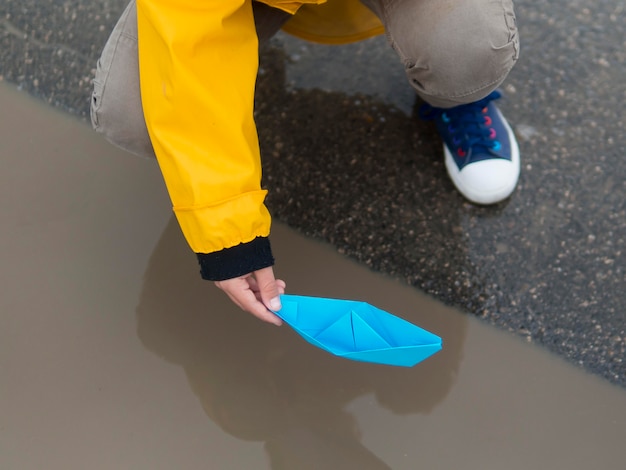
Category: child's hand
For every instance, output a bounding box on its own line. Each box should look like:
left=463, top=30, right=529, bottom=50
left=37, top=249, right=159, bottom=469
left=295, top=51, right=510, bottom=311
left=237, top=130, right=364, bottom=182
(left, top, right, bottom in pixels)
left=214, top=266, right=285, bottom=325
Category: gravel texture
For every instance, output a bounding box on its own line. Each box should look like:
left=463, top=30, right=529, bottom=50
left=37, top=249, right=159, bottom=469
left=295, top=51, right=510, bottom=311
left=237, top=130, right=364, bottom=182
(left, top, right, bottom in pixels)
left=1, top=0, right=625, bottom=386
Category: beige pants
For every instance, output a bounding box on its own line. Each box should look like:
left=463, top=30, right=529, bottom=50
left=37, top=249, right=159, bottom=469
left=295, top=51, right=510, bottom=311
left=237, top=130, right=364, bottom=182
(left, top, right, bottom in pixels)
left=91, top=0, right=519, bottom=158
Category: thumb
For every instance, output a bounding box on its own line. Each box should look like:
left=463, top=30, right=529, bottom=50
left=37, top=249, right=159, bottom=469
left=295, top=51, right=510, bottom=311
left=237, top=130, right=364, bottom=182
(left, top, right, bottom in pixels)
left=255, top=266, right=282, bottom=312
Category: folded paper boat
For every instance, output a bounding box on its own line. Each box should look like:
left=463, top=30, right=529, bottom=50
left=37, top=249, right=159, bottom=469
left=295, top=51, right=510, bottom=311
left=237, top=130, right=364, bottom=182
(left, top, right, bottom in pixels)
left=274, top=294, right=442, bottom=367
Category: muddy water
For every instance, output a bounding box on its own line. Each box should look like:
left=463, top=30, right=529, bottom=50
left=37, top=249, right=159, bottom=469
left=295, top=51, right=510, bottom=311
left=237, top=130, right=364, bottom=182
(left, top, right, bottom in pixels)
left=1, top=82, right=625, bottom=469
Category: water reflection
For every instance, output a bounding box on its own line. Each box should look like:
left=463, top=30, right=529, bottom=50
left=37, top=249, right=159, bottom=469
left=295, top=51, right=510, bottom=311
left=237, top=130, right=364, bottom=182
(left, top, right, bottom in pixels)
left=137, top=217, right=467, bottom=468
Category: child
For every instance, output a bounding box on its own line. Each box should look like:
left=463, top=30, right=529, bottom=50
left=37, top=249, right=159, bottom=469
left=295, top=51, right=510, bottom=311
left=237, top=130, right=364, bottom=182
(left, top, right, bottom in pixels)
left=91, top=0, right=520, bottom=324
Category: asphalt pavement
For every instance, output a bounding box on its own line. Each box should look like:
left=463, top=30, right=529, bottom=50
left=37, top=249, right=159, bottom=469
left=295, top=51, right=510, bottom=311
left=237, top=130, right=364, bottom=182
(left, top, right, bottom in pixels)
left=1, top=0, right=624, bottom=386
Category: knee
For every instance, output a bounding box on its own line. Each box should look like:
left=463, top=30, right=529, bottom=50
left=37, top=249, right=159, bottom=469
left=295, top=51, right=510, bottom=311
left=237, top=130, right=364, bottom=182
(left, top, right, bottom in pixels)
left=401, top=2, right=520, bottom=107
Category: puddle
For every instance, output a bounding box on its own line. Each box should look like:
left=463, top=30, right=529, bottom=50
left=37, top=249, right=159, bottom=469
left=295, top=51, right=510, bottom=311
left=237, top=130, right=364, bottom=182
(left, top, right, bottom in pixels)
left=1, top=82, right=625, bottom=469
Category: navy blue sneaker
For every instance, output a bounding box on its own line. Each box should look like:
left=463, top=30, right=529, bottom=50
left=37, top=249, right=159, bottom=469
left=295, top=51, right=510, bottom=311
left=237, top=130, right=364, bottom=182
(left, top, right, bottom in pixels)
left=420, top=90, right=520, bottom=205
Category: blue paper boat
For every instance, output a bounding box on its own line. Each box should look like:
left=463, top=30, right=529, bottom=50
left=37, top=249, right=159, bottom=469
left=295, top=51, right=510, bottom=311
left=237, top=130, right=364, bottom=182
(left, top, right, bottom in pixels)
left=273, top=294, right=442, bottom=367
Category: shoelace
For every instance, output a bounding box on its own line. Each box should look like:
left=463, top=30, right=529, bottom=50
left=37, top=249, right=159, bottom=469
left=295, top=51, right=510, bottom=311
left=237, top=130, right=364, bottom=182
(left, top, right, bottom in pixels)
left=419, top=90, right=502, bottom=158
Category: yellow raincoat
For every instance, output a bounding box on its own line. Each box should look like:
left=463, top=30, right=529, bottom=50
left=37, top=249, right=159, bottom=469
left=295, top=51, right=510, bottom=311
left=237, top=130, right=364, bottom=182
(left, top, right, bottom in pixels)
left=136, top=0, right=382, bottom=277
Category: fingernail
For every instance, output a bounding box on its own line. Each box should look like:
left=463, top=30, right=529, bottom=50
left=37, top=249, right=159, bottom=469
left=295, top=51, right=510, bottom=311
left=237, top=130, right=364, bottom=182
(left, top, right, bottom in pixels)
left=270, top=297, right=281, bottom=311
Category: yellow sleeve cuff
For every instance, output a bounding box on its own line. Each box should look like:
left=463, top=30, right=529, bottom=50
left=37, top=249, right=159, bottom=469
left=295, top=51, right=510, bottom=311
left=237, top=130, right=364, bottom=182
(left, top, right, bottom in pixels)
left=173, top=190, right=272, bottom=253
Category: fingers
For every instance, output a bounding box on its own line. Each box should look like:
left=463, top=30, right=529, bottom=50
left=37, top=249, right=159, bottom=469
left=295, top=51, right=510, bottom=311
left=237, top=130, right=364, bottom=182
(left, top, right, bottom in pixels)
left=253, top=266, right=282, bottom=312
left=215, top=269, right=285, bottom=326
left=247, top=276, right=286, bottom=300
left=237, top=286, right=283, bottom=325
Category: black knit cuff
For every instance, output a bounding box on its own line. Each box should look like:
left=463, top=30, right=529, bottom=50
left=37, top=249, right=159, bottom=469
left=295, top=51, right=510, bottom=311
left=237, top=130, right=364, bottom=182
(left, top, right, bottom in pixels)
left=196, top=236, right=274, bottom=281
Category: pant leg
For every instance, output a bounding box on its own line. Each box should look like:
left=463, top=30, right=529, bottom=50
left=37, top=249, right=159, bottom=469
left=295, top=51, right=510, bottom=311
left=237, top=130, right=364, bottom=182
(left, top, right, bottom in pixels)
left=91, top=0, right=153, bottom=158
left=90, top=0, right=291, bottom=158
left=361, top=0, right=519, bottom=108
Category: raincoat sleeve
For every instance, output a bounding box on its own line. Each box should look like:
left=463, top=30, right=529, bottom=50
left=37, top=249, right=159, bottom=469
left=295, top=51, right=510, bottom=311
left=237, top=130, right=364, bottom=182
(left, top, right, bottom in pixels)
left=136, top=0, right=274, bottom=280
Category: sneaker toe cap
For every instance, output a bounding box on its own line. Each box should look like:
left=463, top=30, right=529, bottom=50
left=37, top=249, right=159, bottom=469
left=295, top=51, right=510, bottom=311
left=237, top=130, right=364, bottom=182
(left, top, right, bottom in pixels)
left=456, top=159, right=520, bottom=205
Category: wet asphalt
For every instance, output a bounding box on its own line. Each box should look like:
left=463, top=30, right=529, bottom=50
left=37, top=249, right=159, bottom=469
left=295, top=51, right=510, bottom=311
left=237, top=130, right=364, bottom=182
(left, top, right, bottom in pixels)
left=1, top=0, right=625, bottom=386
